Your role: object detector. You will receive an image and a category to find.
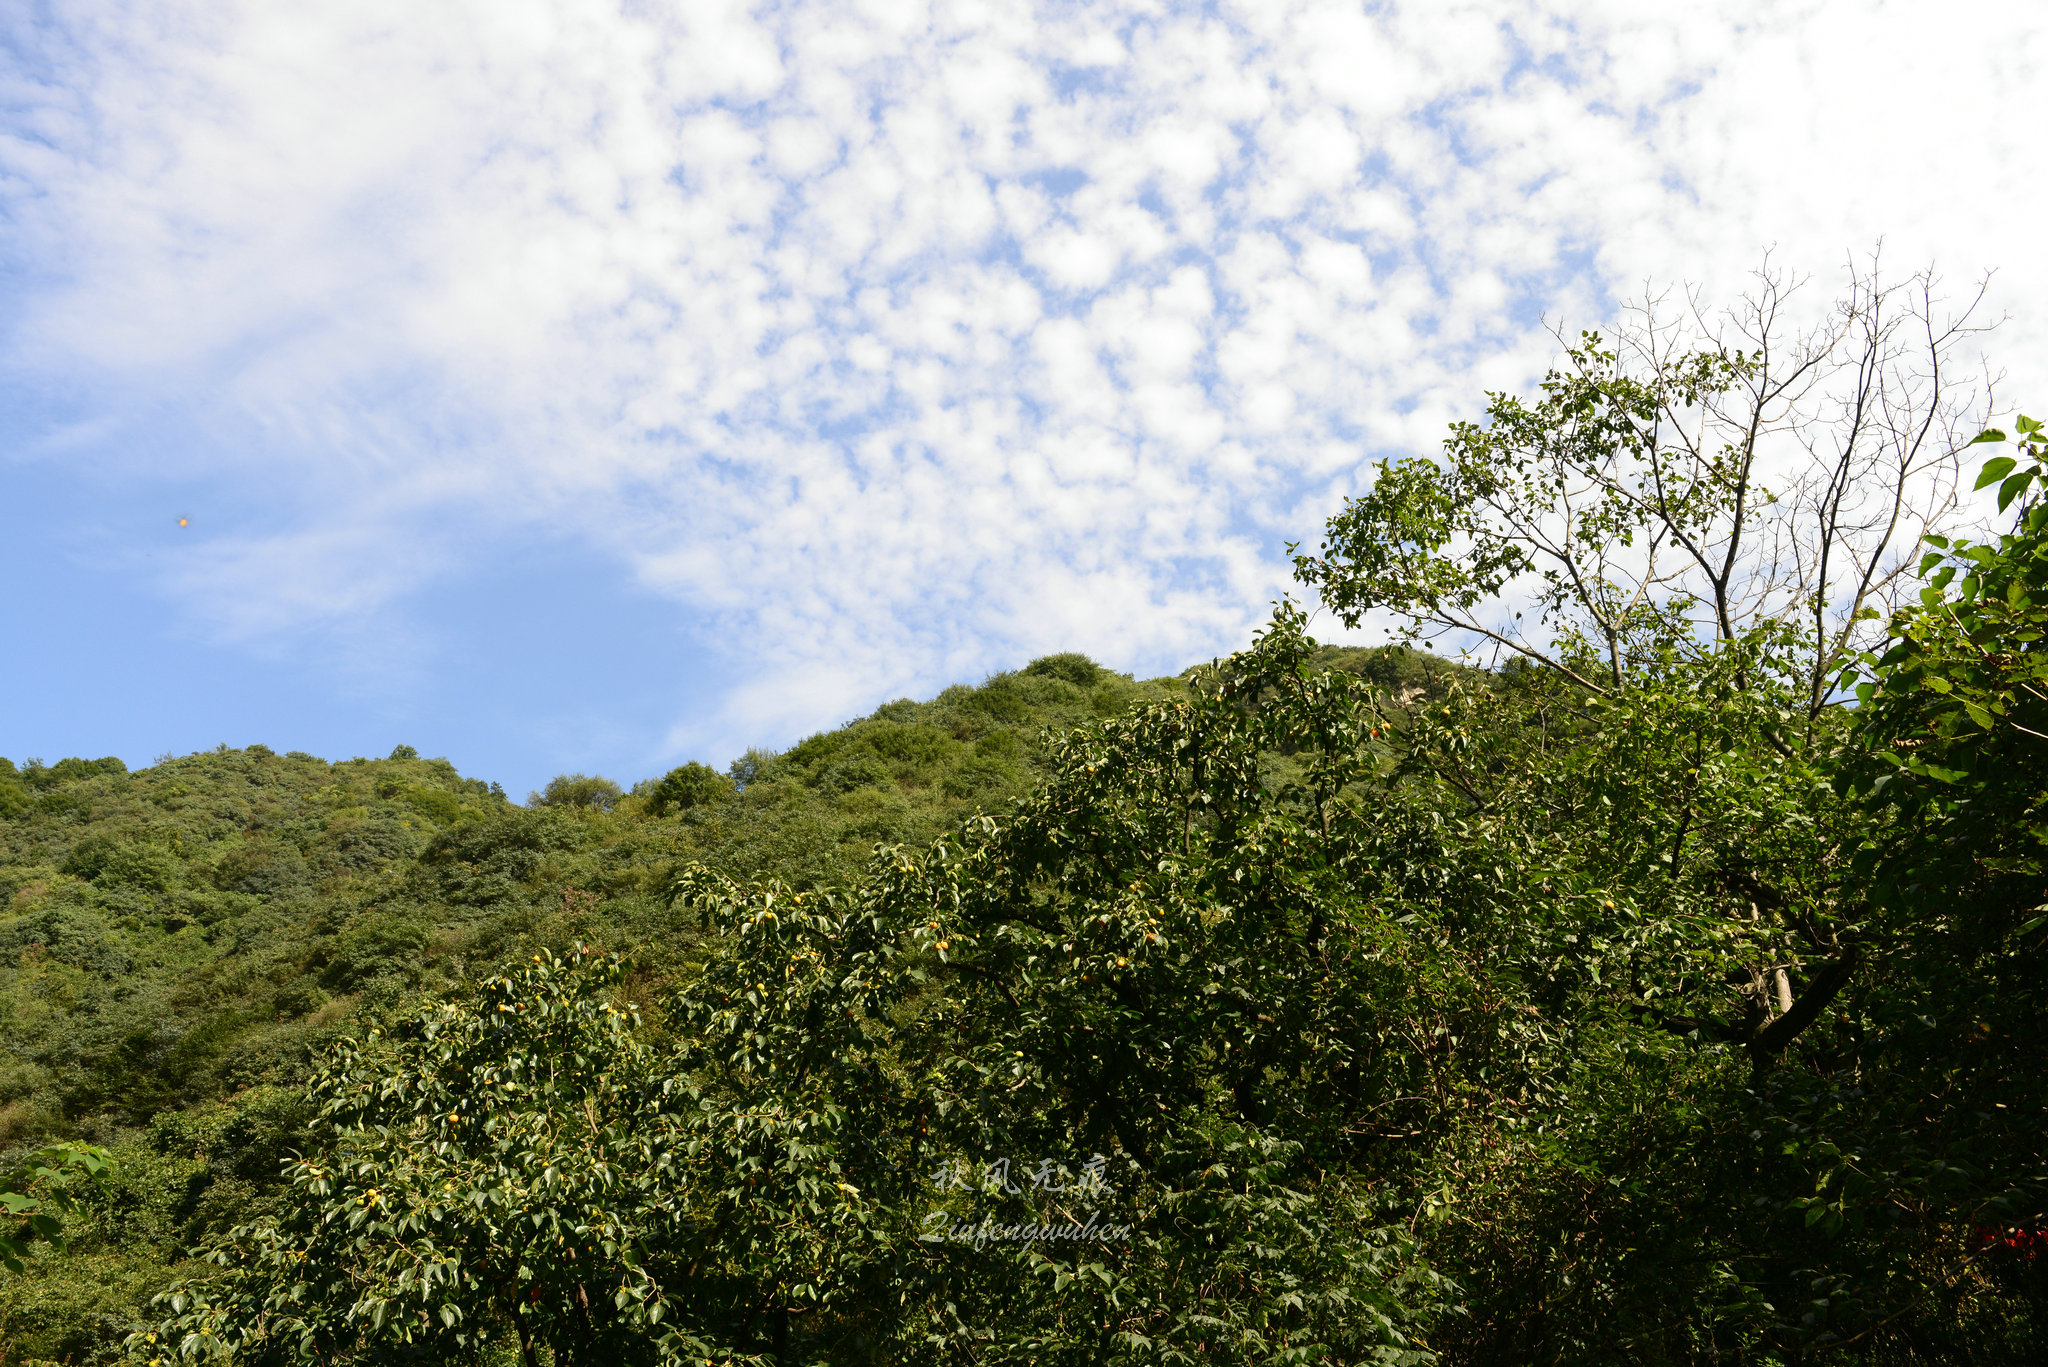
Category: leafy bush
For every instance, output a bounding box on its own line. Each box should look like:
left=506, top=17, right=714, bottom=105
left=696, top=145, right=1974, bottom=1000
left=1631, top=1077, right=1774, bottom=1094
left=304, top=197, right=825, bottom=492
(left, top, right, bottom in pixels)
left=532, top=772, right=624, bottom=811
left=1, top=1140, right=112, bottom=1273
left=815, top=753, right=892, bottom=793
left=643, top=761, right=732, bottom=816
left=405, top=786, right=463, bottom=825
left=4, top=899, right=131, bottom=976
left=1022, top=651, right=1106, bottom=687
left=317, top=913, right=431, bottom=991
left=315, top=818, right=420, bottom=874
left=45, top=757, right=128, bottom=786
left=208, top=839, right=310, bottom=898
left=141, top=951, right=709, bottom=1364
left=60, top=837, right=182, bottom=895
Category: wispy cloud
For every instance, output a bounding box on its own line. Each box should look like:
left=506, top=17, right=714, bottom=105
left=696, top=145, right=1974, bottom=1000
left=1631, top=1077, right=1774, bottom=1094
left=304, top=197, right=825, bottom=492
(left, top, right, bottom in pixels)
left=4, top=0, right=2043, bottom=760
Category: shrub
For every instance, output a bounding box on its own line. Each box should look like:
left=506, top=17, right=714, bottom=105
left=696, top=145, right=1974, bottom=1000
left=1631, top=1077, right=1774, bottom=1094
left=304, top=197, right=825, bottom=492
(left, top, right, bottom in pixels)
left=209, top=840, right=311, bottom=898
left=1023, top=651, right=1106, bottom=687
left=405, top=787, right=463, bottom=825
left=60, top=837, right=182, bottom=894
left=530, top=773, right=623, bottom=811
left=644, top=762, right=731, bottom=816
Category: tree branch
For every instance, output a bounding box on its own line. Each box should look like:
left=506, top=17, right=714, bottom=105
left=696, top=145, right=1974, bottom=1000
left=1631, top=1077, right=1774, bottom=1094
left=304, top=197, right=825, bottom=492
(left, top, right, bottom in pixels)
left=1747, top=951, right=1858, bottom=1064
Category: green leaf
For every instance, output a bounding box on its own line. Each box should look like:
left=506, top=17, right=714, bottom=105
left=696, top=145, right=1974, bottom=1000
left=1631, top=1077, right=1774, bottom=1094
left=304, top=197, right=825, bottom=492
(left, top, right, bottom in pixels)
left=1970, top=428, right=2009, bottom=445
left=1976, top=456, right=2018, bottom=489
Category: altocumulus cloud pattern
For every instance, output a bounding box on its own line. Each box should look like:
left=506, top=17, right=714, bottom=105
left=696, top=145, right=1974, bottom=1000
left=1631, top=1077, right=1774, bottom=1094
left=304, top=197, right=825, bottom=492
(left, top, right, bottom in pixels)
left=2, top=0, right=2044, bottom=755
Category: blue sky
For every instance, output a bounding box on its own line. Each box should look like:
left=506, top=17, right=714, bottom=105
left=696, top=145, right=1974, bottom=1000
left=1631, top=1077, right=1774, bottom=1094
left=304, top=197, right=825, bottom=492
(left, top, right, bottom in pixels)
left=3, top=0, right=2044, bottom=796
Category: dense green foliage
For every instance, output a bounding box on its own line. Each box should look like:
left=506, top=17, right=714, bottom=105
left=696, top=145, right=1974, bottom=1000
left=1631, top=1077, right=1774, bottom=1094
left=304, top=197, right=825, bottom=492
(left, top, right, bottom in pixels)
left=11, top=657, right=1338, bottom=1358
left=5, top=318, right=2041, bottom=1362
left=2, top=1142, right=110, bottom=1274
left=129, top=625, right=1471, bottom=1367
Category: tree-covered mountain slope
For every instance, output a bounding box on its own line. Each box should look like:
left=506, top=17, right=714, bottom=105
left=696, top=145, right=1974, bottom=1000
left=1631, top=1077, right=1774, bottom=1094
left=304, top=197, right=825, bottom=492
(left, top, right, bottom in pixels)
left=0, top=644, right=1465, bottom=1360
left=3, top=655, right=1206, bottom=1136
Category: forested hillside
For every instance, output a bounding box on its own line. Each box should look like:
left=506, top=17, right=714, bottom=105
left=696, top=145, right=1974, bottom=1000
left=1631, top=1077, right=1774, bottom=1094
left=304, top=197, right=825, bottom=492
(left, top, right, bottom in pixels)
left=0, top=647, right=1455, bottom=1361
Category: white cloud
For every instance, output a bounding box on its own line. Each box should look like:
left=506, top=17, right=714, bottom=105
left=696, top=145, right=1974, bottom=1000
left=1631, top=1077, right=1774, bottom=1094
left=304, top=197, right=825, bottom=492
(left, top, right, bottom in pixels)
left=3, top=0, right=2044, bottom=761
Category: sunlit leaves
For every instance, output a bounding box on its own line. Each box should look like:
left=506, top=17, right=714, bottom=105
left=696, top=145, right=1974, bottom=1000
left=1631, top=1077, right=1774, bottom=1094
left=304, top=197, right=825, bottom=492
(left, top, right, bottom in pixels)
left=133, top=949, right=716, bottom=1365
left=0, top=1142, right=112, bottom=1276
